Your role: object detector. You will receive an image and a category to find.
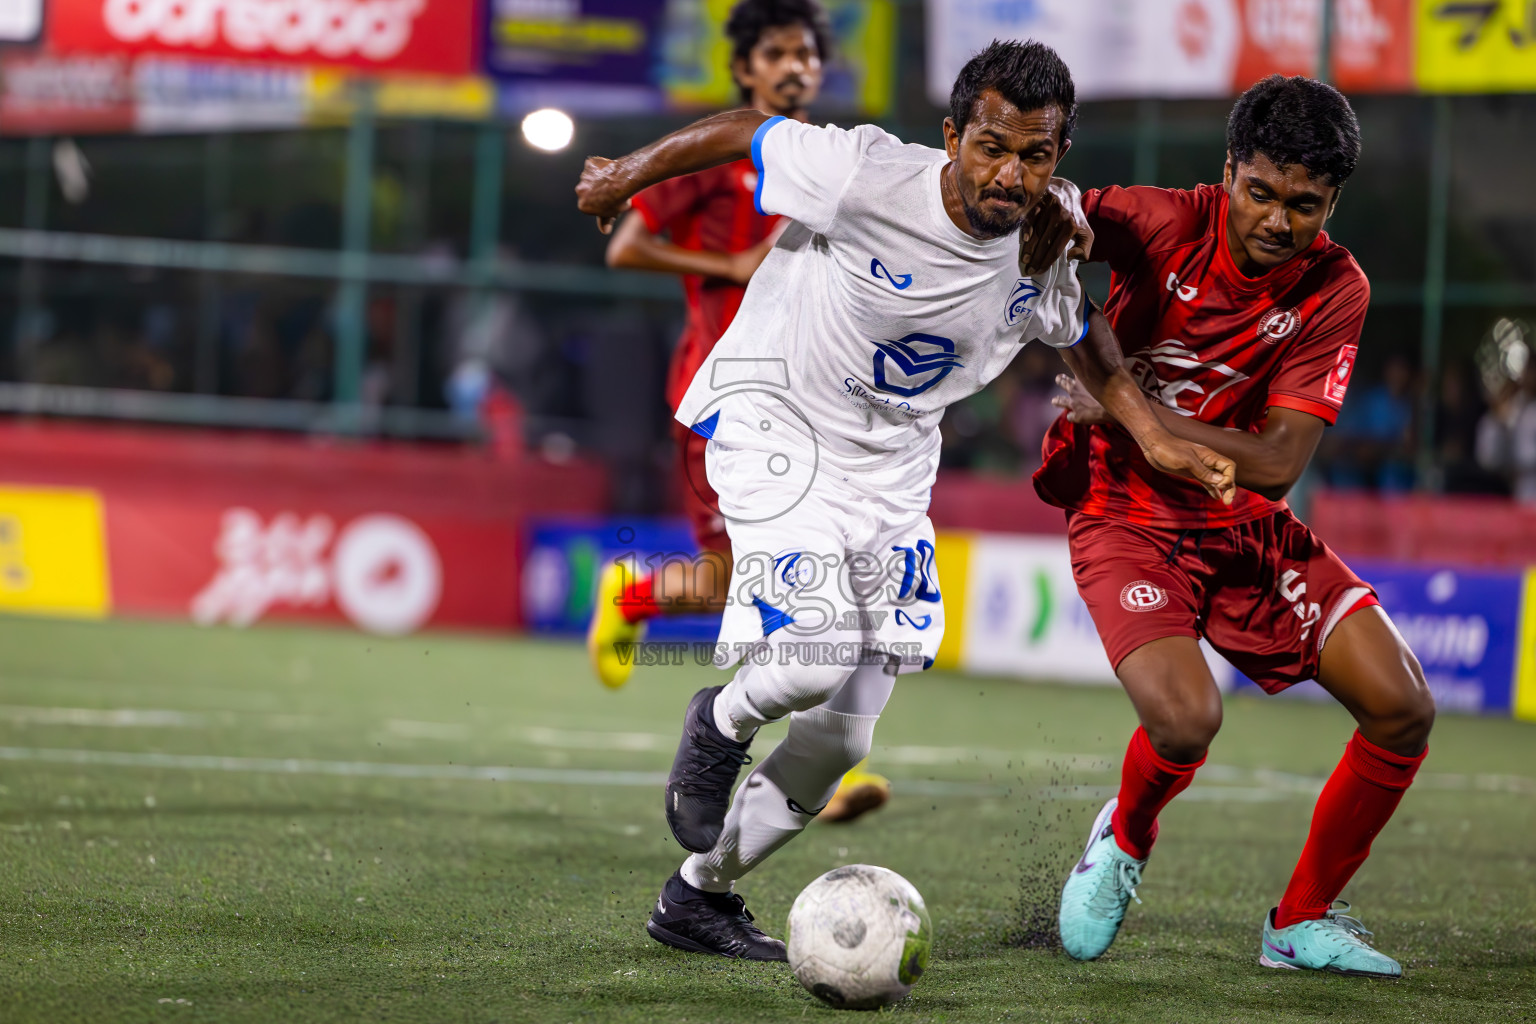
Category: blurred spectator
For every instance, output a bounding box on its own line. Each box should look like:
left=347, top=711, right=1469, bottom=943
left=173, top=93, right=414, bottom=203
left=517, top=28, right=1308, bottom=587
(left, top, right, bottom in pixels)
left=1323, top=353, right=1416, bottom=491
left=442, top=247, right=544, bottom=423
left=1512, top=364, right=1536, bottom=502
left=1436, top=362, right=1502, bottom=493
left=1006, top=343, right=1066, bottom=477
left=1475, top=369, right=1524, bottom=496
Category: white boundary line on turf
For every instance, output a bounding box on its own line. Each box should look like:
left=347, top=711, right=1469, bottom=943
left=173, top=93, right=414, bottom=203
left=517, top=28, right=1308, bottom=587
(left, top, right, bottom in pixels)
left=0, top=746, right=999, bottom=796
left=2, top=746, right=1530, bottom=801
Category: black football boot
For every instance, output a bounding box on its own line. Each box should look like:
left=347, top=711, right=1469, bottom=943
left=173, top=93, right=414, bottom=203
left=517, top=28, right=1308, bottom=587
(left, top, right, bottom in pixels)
left=665, top=685, right=753, bottom=853
left=646, top=871, right=787, bottom=961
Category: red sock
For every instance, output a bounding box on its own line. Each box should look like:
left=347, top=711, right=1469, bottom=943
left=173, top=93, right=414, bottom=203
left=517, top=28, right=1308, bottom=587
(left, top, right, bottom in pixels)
left=1110, top=726, right=1206, bottom=861
left=617, top=575, right=660, bottom=624
left=1273, top=731, right=1426, bottom=929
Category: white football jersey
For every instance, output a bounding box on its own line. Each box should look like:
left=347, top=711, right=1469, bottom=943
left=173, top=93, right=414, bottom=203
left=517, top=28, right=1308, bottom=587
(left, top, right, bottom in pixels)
left=674, top=116, right=1086, bottom=504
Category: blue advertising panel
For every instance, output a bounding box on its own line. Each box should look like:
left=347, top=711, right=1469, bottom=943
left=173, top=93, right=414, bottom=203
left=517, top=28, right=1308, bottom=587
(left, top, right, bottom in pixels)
left=522, top=517, right=720, bottom=643
left=1233, top=562, right=1524, bottom=715
left=482, top=0, right=668, bottom=84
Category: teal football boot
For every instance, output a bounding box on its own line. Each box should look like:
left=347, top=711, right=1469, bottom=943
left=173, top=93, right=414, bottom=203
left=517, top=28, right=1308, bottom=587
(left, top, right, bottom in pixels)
left=1260, top=903, right=1402, bottom=978
left=1058, top=798, right=1146, bottom=961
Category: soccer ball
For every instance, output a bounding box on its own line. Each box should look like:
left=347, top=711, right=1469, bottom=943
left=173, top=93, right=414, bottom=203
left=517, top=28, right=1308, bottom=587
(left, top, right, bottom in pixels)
left=786, top=864, right=932, bottom=1010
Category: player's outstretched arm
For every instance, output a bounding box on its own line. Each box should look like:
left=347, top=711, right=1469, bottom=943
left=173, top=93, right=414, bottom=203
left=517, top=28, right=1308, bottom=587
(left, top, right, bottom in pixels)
left=576, top=109, right=770, bottom=234
left=606, top=214, right=782, bottom=285
left=1053, top=373, right=1325, bottom=502
left=1061, top=306, right=1237, bottom=505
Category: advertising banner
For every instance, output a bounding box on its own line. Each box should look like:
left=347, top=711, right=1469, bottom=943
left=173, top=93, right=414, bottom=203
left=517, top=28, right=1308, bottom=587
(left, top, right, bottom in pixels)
left=944, top=532, right=1235, bottom=688
left=926, top=0, right=1414, bottom=103
left=522, top=518, right=720, bottom=643
left=134, top=55, right=310, bottom=132
left=106, top=495, right=521, bottom=635
left=1515, top=569, right=1536, bottom=722
left=483, top=0, right=667, bottom=85
left=0, top=51, right=137, bottom=134
left=953, top=533, right=1117, bottom=684
left=485, top=0, right=669, bottom=115
left=0, top=486, right=111, bottom=620
left=1416, top=0, right=1536, bottom=93
left=0, top=0, right=44, bottom=43
left=47, top=0, right=477, bottom=76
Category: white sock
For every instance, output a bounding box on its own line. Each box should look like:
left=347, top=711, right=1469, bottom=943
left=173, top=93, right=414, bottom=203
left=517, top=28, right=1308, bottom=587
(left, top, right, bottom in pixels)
left=681, top=704, right=879, bottom=892
left=712, top=656, right=855, bottom=742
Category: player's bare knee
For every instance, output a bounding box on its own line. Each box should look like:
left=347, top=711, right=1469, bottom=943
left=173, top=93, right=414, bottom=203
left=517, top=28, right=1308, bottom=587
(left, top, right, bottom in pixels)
left=1141, top=691, right=1222, bottom=763
left=1387, top=654, right=1435, bottom=751
left=1362, top=637, right=1435, bottom=750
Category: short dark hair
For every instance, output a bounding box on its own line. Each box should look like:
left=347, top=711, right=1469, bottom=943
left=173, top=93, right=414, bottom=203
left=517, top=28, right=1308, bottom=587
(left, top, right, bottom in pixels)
left=1226, top=75, right=1361, bottom=187
left=725, top=0, right=833, bottom=103
left=948, top=39, right=1077, bottom=144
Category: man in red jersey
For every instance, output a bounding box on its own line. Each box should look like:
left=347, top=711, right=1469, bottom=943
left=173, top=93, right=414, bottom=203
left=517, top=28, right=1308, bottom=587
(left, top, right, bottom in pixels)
left=1044, top=76, right=1434, bottom=977
left=585, top=0, right=888, bottom=821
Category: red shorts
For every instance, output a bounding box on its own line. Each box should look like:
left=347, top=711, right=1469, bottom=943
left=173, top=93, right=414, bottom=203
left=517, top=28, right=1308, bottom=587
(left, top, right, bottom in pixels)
left=672, top=420, right=730, bottom=554
left=1067, top=509, right=1378, bottom=693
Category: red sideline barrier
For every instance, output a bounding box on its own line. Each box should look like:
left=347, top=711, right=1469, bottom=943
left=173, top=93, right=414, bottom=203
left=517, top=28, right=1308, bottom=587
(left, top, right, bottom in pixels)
left=0, top=420, right=609, bottom=632
left=1308, top=490, right=1536, bottom=567
left=928, top=469, right=1067, bottom=534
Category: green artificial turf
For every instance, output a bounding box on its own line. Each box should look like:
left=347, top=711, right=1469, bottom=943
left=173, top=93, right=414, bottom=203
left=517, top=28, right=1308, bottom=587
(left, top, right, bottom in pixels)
left=0, top=616, right=1532, bottom=1023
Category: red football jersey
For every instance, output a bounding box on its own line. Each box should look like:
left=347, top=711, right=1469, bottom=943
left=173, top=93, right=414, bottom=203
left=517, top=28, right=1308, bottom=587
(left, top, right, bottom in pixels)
left=1034, top=183, right=1370, bottom=528
left=630, top=158, right=781, bottom=411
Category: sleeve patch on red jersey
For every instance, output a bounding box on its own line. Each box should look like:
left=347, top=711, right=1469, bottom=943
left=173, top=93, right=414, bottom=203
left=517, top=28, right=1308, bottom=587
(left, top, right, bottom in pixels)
left=1325, top=344, right=1357, bottom=404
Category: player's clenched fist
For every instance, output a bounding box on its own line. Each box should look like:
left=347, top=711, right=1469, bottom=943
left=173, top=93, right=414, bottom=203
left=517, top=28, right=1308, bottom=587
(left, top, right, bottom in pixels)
left=1018, top=178, right=1093, bottom=276
left=1140, top=435, right=1236, bottom=506
left=1053, top=372, right=1236, bottom=505
left=575, top=156, right=633, bottom=234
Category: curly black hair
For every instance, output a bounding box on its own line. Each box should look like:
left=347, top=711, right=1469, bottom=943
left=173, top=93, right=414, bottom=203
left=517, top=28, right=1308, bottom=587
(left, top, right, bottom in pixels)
left=948, top=39, right=1077, bottom=144
left=1227, top=75, right=1361, bottom=187
left=725, top=0, right=833, bottom=103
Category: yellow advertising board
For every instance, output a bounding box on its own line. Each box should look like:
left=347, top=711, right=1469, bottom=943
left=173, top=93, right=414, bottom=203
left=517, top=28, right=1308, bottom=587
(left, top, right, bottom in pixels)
left=932, top=531, right=970, bottom=670
left=307, top=71, right=495, bottom=124
left=1417, top=0, right=1536, bottom=92
left=0, top=486, right=111, bottom=619
left=1515, top=569, right=1536, bottom=722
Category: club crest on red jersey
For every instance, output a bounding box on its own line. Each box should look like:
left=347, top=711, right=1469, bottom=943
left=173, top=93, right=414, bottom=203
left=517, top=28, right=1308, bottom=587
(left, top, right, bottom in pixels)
left=1325, top=344, right=1357, bottom=403
left=1120, top=580, right=1169, bottom=612
left=1257, top=306, right=1300, bottom=343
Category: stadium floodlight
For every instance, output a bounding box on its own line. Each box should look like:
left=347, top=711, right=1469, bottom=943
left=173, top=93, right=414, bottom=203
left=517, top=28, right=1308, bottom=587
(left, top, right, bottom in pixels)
left=521, top=108, right=574, bottom=153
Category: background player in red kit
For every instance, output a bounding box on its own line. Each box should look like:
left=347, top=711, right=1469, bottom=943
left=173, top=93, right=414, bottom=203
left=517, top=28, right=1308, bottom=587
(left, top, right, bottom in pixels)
left=1044, top=76, right=1435, bottom=977
left=584, top=0, right=889, bottom=821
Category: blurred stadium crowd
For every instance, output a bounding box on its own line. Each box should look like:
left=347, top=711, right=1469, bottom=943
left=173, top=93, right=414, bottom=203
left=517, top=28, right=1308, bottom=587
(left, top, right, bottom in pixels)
left=1, top=5, right=1535, bottom=513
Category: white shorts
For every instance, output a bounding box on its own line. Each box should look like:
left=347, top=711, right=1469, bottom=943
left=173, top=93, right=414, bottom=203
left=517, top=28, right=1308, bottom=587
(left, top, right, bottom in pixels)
left=705, top=438, right=944, bottom=674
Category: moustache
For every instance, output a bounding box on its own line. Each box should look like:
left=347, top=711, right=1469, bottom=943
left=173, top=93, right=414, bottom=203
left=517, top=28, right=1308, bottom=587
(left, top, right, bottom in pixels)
left=980, top=186, right=1025, bottom=206
left=776, top=75, right=806, bottom=91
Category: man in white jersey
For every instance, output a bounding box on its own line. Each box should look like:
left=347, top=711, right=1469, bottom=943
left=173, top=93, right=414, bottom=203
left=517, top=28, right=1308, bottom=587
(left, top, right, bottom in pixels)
left=576, top=40, right=1235, bottom=960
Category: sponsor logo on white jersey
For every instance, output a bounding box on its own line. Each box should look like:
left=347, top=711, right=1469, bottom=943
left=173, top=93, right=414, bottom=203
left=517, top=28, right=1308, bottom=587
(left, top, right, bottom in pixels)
left=1005, top=278, right=1041, bottom=327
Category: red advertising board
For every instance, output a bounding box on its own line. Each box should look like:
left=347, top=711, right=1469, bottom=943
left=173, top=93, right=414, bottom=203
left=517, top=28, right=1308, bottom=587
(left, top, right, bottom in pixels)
left=0, top=421, right=611, bottom=635
left=0, top=52, right=137, bottom=134
left=47, top=0, right=477, bottom=76
left=1235, top=0, right=1413, bottom=94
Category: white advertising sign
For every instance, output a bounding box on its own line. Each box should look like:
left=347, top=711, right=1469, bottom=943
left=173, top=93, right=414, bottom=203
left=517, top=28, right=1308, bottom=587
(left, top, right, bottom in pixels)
left=926, top=0, right=1241, bottom=104
left=956, top=532, right=1232, bottom=689
left=0, top=0, right=43, bottom=42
